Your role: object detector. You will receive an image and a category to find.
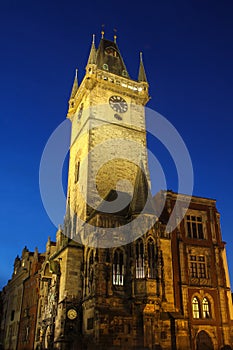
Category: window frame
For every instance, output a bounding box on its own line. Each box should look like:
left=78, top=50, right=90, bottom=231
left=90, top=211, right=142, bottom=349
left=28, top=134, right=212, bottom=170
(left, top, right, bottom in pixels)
left=202, top=297, right=211, bottom=319
left=186, top=214, right=205, bottom=239
left=192, top=297, right=200, bottom=319
left=113, top=249, right=124, bottom=286
left=135, top=239, right=145, bottom=279
left=147, top=238, right=156, bottom=279
left=189, top=254, right=207, bottom=279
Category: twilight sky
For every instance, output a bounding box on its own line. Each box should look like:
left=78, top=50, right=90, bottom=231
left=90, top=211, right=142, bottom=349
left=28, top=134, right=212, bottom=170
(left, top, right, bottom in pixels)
left=0, top=0, right=232, bottom=289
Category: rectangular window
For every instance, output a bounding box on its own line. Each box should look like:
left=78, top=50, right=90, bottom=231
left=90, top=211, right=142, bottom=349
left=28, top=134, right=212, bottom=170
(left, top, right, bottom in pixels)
left=198, top=256, right=206, bottom=278
left=189, top=255, right=207, bottom=279
left=186, top=215, right=204, bottom=239
left=190, top=255, right=198, bottom=278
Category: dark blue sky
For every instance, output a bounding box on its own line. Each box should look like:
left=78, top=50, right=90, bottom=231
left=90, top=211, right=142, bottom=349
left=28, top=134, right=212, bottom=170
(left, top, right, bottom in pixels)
left=0, top=0, right=232, bottom=288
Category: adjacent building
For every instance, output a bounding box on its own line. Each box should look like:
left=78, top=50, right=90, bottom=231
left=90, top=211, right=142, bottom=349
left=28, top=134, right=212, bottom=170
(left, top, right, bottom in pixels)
left=0, top=247, right=44, bottom=350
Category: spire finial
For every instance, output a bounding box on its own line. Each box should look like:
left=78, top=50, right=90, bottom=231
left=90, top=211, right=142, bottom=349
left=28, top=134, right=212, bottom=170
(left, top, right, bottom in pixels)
left=92, top=34, right=95, bottom=44
left=140, top=51, right=143, bottom=61
left=113, top=28, right=117, bottom=43
left=75, top=68, right=78, bottom=79
left=101, top=24, right=105, bottom=39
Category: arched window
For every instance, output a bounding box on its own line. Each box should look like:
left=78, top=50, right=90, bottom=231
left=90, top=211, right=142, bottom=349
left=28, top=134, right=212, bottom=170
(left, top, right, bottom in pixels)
left=136, top=239, right=145, bottom=278
left=147, top=238, right=156, bottom=278
left=202, top=297, right=211, bottom=318
left=192, top=297, right=200, bottom=318
left=113, top=250, right=124, bottom=285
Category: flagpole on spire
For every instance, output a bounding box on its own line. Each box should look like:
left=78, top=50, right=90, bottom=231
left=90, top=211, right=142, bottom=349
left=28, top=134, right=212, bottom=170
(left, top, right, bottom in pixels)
left=113, top=28, right=117, bottom=43
left=101, top=24, right=105, bottom=39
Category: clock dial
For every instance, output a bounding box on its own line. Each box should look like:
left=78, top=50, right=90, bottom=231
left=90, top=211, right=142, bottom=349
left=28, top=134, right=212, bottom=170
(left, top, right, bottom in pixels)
left=67, top=308, right=77, bottom=320
left=109, top=95, right=128, bottom=114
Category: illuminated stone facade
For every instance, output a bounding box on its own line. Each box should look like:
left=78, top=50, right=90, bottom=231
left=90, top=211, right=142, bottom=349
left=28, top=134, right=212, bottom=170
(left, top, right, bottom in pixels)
left=1, top=35, right=233, bottom=350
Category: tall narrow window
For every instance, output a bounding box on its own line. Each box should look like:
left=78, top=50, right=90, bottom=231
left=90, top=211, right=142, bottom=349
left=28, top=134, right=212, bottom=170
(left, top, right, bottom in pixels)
left=113, top=250, right=124, bottom=286
left=147, top=238, right=156, bottom=279
left=190, top=255, right=198, bottom=278
left=75, top=161, right=80, bottom=183
left=192, top=297, right=200, bottom=319
left=198, top=256, right=207, bottom=278
left=136, top=239, right=145, bottom=278
left=202, top=297, right=211, bottom=318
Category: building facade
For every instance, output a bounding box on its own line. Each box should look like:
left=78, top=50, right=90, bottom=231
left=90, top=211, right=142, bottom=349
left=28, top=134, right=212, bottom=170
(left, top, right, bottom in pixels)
left=17, top=248, right=44, bottom=350
left=0, top=247, right=44, bottom=350
left=1, top=34, right=233, bottom=350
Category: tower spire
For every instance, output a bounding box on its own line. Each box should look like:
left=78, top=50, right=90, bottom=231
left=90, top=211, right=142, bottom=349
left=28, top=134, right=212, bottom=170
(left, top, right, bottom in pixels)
left=87, top=34, right=97, bottom=65
left=138, top=51, right=148, bottom=83
left=70, top=68, right=78, bottom=99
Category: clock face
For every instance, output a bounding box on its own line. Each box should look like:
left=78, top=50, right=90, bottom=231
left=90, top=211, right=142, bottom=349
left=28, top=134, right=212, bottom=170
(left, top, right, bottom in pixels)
left=67, top=308, right=77, bottom=320
left=109, top=95, right=128, bottom=114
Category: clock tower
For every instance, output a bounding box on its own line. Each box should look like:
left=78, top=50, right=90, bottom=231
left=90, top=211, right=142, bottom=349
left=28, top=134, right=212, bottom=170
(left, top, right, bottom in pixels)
left=65, top=33, right=150, bottom=240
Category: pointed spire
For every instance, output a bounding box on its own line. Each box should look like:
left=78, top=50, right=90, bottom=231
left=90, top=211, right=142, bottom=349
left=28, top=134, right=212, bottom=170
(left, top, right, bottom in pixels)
left=138, top=52, right=148, bottom=83
left=70, top=68, right=78, bottom=99
left=87, top=34, right=97, bottom=65
left=95, top=35, right=130, bottom=78
left=128, top=162, right=155, bottom=215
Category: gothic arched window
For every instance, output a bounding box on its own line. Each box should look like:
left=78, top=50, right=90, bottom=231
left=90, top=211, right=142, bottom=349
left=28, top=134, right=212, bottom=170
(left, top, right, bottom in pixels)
left=202, top=297, right=211, bottom=318
left=192, top=297, right=200, bottom=319
left=147, top=238, right=156, bottom=279
left=113, top=249, right=124, bottom=286
left=136, top=239, right=145, bottom=278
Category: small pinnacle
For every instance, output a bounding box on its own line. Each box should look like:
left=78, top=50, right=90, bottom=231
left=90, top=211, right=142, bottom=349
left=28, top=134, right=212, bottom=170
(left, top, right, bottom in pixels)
left=75, top=68, right=78, bottom=79
left=92, top=34, right=95, bottom=44
left=140, top=52, right=143, bottom=61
